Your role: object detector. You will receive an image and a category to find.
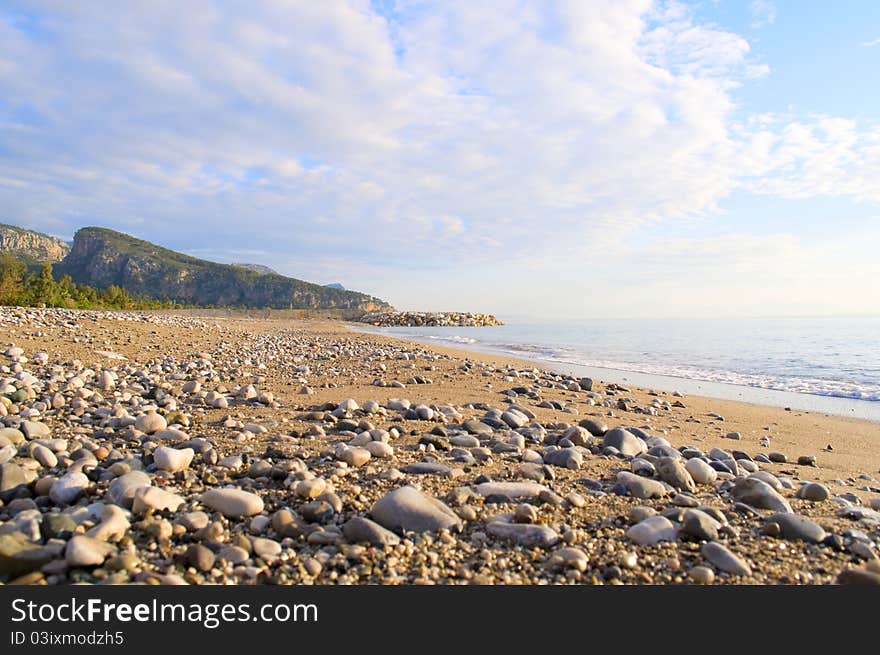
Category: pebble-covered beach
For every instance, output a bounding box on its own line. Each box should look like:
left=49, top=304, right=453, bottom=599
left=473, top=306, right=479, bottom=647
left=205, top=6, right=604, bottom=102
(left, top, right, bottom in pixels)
left=0, top=308, right=878, bottom=586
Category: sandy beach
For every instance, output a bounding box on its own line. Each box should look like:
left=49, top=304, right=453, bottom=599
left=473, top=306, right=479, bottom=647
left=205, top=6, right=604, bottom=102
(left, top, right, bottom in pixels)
left=1, top=309, right=878, bottom=585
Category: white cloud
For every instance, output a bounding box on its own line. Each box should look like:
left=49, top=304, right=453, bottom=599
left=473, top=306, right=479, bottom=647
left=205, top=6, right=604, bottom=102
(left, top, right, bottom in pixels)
left=0, top=1, right=877, bottom=316
left=863, top=38, right=880, bottom=47
left=749, top=1, right=777, bottom=29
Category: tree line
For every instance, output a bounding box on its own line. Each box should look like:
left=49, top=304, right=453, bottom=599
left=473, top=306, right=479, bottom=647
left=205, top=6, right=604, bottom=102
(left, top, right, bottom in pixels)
left=0, top=254, right=179, bottom=310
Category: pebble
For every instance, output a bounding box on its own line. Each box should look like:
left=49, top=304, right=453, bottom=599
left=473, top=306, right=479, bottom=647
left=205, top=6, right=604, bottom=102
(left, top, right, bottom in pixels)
left=701, top=542, right=751, bottom=576
left=132, top=487, right=185, bottom=514
left=295, top=478, right=327, bottom=499
left=370, top=485, right=462, bottom=533
left=689, top=566, right=715, bottom=584
left=201, top=488, right=265, bottom=518
left=629, top=506, right=657, bottom=523
left=49, top=472, right=90, bottom=505
left=177, top=511, right=210, bottom=532
left=543, top=448, right=583, bottom=470
left=513, top=504, right=538, bottom=524
left=21, top=421, right=50, bottom=439
left=32, top=444, right=58, bottom=468
left=65, top=536, right=116, bottom=568
left=602, top=427, right=646, bottom=457
left=135, top=412, right=167, bottom=434
left=549, top=547, right=588, bottom=571
left=107, top=471, right=152, bottom=508
left=185, top=544, right=215, bottom=572
left=364, top=441, right=394, bottom=458
left=486, top=516, right=560, bottom=548
left=797, top=482, right=830, bottom=502
left=685, top=458, right=717, bottom=485
left=838, top=568, right=880, bottom=585
left=404, top=462, right=451, bottom=476
left=731, top=477, right=792, bottom=513
left=626, top=515, right=677, bottom=546
left=0, top=533, right=50, bottom=577
left=152, top=447, right=194, bottom=473
left=474, top=481, right=548, bottom=501
left=85, top=505, right=130, bottom=541
left=0, top=463, right=28, bottom=492
left=617, top=471, right=668, bottom=499
left=656, top=457, right=696, bottom=492
left=765, top=513, right=826, bottom=543
left=681, top=509, right=721, bottom=542
left=342, top=516, right=401, bottom=546
left=339, top=447, right=371, bottom=467
left=578, top=417, right=607, bottom=436
left=251, top=537, right=281, bottom=560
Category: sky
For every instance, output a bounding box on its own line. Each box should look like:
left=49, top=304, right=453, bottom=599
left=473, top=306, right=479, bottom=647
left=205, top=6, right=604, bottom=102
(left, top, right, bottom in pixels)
left=0, top=0, right=878, bottom=319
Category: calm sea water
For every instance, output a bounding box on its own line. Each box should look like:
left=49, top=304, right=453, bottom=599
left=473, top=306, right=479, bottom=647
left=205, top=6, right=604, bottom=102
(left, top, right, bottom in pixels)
left=354, top=316, right=880, bottom=422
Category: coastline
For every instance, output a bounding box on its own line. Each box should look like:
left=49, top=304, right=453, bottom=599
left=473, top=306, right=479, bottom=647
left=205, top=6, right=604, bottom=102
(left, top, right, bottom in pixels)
left=1, top=308, right=878, bottom=586
left=348, top=323, right=880, bottom=423
left=342, top=321, right=880, bottom=488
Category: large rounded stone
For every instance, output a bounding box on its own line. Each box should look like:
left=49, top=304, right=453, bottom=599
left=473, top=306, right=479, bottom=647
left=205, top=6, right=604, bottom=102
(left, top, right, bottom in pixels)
left=702, top=542, right=751, bottom=576
left=656, top=457, right=696, bottom=492
left=65, top=536, right=116, bottom=568
left=486, top=517, right=559, bottom=548
left=49, top=472, right=89, bottom=505
left=201, top=488, right=264, bottom=518
left=153, top=447, right=194, bottom=473
left=135, top=412, right=167, bottom=434
left=732, top=477, right=792, bottom=513
left=370, top=485, right=462, bottom=534
left=342, top=516, right=401, bottom=546
left=626, top=515, right=677, bottom=546
left=617, top=471, right=668, bottom=499
left=602, top=428, right=646, bottom=457
left=474, top=481, right=548, bottom=501
left=765, top=513, right=826, bottom=543
left=108, top=471, right=151, bottom=508
left=685, top=458, right=717, bottom=485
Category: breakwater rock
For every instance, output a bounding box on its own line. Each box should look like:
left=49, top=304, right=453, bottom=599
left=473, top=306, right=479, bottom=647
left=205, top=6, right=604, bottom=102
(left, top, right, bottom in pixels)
left=358, top=311, right=503, bottom=327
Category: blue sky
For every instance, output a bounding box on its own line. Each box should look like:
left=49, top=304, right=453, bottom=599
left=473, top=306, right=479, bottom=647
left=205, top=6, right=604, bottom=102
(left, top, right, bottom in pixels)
left=0, top=1, right=878, bottom=318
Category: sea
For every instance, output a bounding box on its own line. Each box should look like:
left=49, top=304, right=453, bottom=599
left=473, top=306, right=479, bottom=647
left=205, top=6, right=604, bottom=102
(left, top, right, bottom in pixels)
left=352, top=316, right=880, bottom=422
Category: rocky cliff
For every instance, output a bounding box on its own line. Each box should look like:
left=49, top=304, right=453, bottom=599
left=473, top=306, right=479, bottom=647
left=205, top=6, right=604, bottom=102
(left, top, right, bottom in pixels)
left=57, top=227, right=392, bottom=311
left=0, top=223, right=70, bottom=264
left=232, top=262, right=279, bottom=275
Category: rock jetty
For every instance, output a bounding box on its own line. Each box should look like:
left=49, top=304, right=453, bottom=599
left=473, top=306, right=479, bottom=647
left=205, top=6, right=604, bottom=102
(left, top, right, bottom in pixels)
left=359, top=311, right=503, bottom=327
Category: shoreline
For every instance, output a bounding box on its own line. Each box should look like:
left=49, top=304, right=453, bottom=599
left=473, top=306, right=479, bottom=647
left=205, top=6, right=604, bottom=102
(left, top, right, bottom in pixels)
left=342, top=320, right=880, bottom=488
left=347, top=324, right=880, bottom=423
left=1, top=308, right=878, bottom=586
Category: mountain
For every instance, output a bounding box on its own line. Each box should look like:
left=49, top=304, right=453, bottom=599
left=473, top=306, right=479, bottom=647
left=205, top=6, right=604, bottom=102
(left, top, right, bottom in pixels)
left=232, top=262, right=279, bottom=275
left=57, top=227, right=392, bottom=311
left=0, top=223, right=70, bottom=265
left=324, top=283, right=345, bottom=290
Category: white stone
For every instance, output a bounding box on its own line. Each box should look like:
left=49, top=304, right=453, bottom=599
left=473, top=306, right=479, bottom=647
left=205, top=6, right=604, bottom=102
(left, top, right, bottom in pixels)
left=49, top=472, right=90, bottom=505
left=364, top=441, right=394, bottom=458
left=370, top=485, right=462, bottom=533
left=339, top=447, right=371, bottom=467
left=65, top=535, right=116, bottom=567
left=153, top=446, right=194, bottom=473
left=135, top=412, right=167, bottom=434
left=685, top=458, right=718, bottom=485
left=201, top=488, right=264, bottom=517
left=626, top=515, right=677, bottom=546
left=132, top=486, right=185, bottom=514
left=85, top=504, right=130, bottom=541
